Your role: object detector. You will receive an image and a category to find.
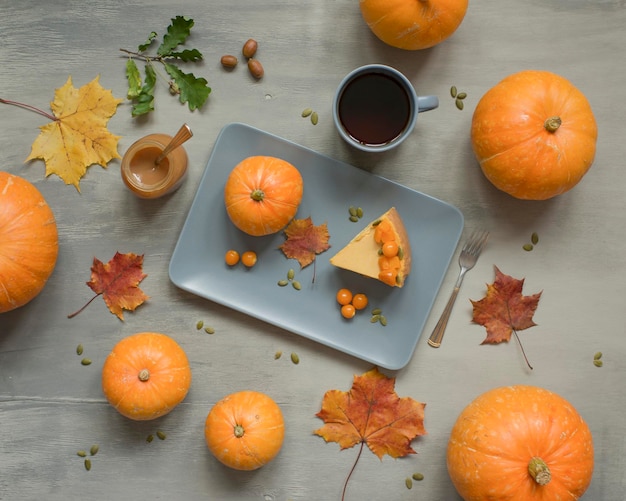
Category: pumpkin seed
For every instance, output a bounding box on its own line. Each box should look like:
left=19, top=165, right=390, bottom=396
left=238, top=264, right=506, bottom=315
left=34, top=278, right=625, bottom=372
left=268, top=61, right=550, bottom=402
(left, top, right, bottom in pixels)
left=371, top=308, right=382, bottom=316
left=356, top=207, right=363, bottom=218
left=274, top=350, right=283, bottom=360
left=412, top=472, right=424, bottom=481
left=81, top=358, right=92, bottom=366
left=405, top=477, right=413, bottom=489
left=146, top=434, right=154, bottom=443
left=594, top=351, right=603, bottom=360
left=523, top=243, right=534, bottom=252
left=398, top=247, right=404, bottom=260
left=84, top=458, right=92, bottom=471
left=455, top=98, right=464, bottom=110
left=379, top=315, right=388, bottom=326
left=531, top=232, right=539, bottom=245
left=301, top=107, right=313, bottom=118
left=594, top=359, right=603, bottom=367
left=287, top=269, right=295, bottom=281
left=77, top=450, right=87, bottom=457
left=450, top=85, right=457, bottom=98
left=90, top=444, right=99, bottom=456
left=292, top=280, right=302, bottom=291
left=311, top=111, right=319, bottom=125
left=76, top=344, right=84, bottom=356
left=204, top=326, right=215, bottom=334
left=370, top=314, right=381, bottom=323
left=372, top=219, right=381, bottom=226
left=278, top=279, right=289, bottom=287
left=196, top=320, right=204, bottom=330
left=290, top=352, right=300, bottom=365
left=157, top=430, right=167, bottom=440
left=349, top=206, right=358, bottom=217
left=349, top=215, right=359, bottom=223
left=456, top=92, right=467, bottom=100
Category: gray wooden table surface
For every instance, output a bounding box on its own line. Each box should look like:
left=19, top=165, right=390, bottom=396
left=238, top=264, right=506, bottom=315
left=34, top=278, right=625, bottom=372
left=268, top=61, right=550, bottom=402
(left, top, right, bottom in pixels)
left=2, top=1, right=625, bottom=499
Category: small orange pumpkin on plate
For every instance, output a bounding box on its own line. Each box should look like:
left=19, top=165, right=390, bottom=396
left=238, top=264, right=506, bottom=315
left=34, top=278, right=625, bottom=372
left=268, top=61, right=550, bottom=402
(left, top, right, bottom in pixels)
left=447, top=385, right=594, bottom=500
left=0, top=172, right=59, bottom=313
left=224, top=156, right=303, bottom=236
left=204, top=390, right=285, bottom=470
left=101, top=332, right=192, bottom=421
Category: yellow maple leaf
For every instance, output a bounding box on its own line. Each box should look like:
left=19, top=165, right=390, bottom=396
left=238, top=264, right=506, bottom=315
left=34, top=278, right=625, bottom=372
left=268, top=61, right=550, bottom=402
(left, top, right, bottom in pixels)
left=26, top=76, right=123, bottom=191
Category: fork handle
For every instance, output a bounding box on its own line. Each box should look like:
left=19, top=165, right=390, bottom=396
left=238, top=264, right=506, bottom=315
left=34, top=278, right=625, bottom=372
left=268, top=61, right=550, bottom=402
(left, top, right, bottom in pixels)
left=427, top=282, right=463, bottom=348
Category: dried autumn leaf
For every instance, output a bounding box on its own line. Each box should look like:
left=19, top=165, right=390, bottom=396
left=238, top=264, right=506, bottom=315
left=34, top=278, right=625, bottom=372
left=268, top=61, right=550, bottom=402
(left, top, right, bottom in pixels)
left=68, top=252, right=148, bottom=321
left=315, top=367, right=426, bottom=499
left=471, top=266, right=542, bottom=344
left=279, top=216, right=330, bottom=269
left=25, top=76, right=122, bottom=191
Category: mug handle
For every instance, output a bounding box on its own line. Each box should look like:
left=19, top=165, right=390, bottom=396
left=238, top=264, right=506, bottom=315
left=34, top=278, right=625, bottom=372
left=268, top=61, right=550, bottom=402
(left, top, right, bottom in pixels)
left=417, top=95, right=439, bottom=113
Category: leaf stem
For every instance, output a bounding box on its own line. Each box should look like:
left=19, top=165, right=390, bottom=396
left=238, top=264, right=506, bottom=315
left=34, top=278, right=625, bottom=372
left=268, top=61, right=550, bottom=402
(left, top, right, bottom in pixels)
left=342, top=441, right=364, bottom=501
left=512, top=328, right=533, bottom=370
left=0, top=98, right=57, bottom=121
left=67, top=294, right=101, bottom=319
left=119, top=48, right=164, bottom=63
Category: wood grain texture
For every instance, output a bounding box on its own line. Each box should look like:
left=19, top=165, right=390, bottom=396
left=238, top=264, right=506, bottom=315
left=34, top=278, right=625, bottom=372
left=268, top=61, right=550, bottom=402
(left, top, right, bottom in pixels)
left=1, top=0, right=626, bottom=499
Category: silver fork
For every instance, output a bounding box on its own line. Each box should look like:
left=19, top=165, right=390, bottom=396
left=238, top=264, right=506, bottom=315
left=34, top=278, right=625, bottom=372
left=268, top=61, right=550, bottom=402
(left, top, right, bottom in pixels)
left=428, top=230, right=489, bottom=348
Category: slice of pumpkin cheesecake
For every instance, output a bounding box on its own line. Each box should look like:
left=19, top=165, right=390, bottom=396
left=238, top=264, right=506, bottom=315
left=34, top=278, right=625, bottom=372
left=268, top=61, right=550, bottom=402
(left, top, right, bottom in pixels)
left=330, top=207, right=412, bottom=287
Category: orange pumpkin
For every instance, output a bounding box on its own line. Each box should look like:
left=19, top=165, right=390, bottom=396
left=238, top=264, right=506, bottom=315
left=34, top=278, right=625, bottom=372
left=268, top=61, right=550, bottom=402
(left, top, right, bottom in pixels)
left=359, top=0, right=469, bottom=50
left=471, top=70, right=598, bottom=200
left=447, top=385, right=594, bottom=501
left=0, top=172, right=58, bottom=313
left=224, top=156, right=303, bottom=236
left=101, top=332, right=192, bottom=421
left=204, top=390, right=285, bottom=470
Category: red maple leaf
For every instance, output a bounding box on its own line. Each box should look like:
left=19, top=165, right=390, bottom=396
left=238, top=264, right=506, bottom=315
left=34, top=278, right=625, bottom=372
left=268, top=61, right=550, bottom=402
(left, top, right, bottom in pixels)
left=279, top=216, right=330, bottom=269
left=68, top=252, right=148, bottom=320
left=471, top=266, right=542, bottom=344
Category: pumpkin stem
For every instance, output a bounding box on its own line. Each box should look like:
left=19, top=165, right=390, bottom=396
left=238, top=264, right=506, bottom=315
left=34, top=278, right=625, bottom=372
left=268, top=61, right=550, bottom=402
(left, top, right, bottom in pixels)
left=234, top=424, right=245, bottom=438
left=528, top=456, right=551, bottom=486
left=250, top=189, right=265, bottom=202
left=544, top=116, right=562, bottom=132
left=138, top=369, right=150, bottom=382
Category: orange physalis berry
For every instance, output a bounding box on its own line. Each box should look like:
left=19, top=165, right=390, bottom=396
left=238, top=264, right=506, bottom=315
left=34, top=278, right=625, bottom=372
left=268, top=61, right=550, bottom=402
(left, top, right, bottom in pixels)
left=352, top=293, right=368, bottom=310
left=382, top=240, right=399, bottom=258
left=379, top=255, right=401, bottom=271
left=336, top=288, right=353, bottom=306
left=225, top=249, right=240, bottom=266
left=241, top=251, right=258, bottom=267
left=340, top=303, right=356, bottom=319
left=374, top=220, right=394, bottom=244
left=379, top=270, right=398, bottom=287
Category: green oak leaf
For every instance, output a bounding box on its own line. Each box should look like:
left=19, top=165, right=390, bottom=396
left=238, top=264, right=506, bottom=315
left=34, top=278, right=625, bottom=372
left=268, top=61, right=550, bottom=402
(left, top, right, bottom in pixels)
left=131, top=64, right=156, bottom=117
left=169, top=49, right=203, bottom=62
left=125, top=59, right=142, bottom=99
left=164, top=63, right=210, bottom=111
left=157, top=16, right=194, bottom=57
left=138, top=31, right=157, bottom=52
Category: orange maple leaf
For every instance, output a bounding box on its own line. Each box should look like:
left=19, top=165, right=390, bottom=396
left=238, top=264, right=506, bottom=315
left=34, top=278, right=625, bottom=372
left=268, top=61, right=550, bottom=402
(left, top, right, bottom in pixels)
left=279, top=216, right=330, bottom=269
left=68, top=252, right=148, bottom=321
left=25, top=76, right=122, bottom=191
left=471, top=266, right=542, bottom=344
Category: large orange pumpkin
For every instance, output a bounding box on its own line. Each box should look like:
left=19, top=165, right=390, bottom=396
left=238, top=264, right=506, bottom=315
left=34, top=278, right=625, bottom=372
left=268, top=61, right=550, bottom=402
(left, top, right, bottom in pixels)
left=224, top=156, right=303, bottom=236
left=101, top=332, right=192, bottom=421
left=0, top=172, right=58, bottom=313
left=204, top=390, right=285, bottom=470
left=359, top=0, right=469, bottom=50
left=447, top=385, right=594, bottom=500
left=471, top=70, right=598, bottom=200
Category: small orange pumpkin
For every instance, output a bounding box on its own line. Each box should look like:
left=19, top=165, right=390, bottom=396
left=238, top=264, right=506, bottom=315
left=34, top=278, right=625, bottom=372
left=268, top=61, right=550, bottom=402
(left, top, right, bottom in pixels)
left=204, top=390, right=285, bottom=470
left=101, top=332, right=192, bottom=421
left=359, top=0, right=469, bottom=50
left=224, top=156, right=303, bottom=236
left=471, top=70, right=598, bottom=200
left=0, top=172, right=59, bottom=313
left=447, top=385, right=594, bottom=501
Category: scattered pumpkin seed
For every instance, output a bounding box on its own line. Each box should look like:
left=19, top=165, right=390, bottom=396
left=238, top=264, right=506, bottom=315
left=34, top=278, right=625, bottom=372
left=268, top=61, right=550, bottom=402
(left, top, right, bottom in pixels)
left=594, top=359, right=603, bottom=367
left=379, top=315, right=388, bottom=326
left=77, top=450, right=87, bottom=457
left=594, top=351, right=603, bottom=360
left=196, top=320, right=204, bottom=330
left=278, top=279, right=289, bottom=287
left=531, top=232, right=539, bottom=245
left=456, top=92, right=467, bottom=100
left=301, top=107, right=313, bottom=118
left=274, top=350, right=283, bottom=360
left=455, top=98, right=464, bottom=110
left=356, top=207, right=363, bottom=218
left=157, top=430, right=167, bottom=440
left=90, top=444, right=99, bottom=456
left=370, top=314, right=381, bottom=323
left=371, top=308, right=382, bottom=316
left=523, top=243, right=534, bottom=251
left=287, top=269, right=295, bottom=281
left=450, top=85, right=457, bottom=98
left=146, top=434, right=154, bottom=443
left=412, top=472, right=424, bottom=481
left=81, top=358, right=92, bottom=366
left=76, top=344, right=84, bottom=356
left=204, top=326, right=215, bottom=335
left=349, top=215, right=359, bottom=223
left=290, top=352, right=300, bottom=365
left=311, top=111, right=319, bottom=125
left=349, top=206, right=358, bottom=217
left=84, top=458, right=92, bottom=471
left=405, top=477, right=413, bottom=489
left=292, top=280, right=302, bottom=291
